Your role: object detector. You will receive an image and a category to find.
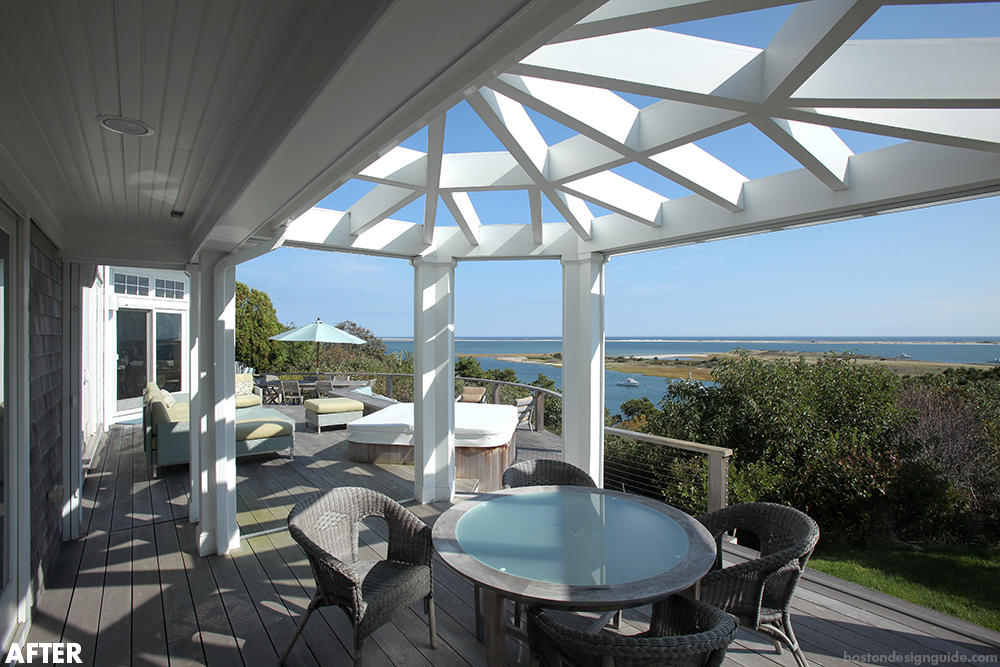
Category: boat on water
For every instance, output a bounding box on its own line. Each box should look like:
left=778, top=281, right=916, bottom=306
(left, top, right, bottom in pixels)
left=617, top=377, right=640, bottom=386
left=893, top=353, right=913, bottom=359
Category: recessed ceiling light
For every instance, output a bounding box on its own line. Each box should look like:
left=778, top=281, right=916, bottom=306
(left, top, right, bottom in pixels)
left=97, top=115, right=155, bottom=137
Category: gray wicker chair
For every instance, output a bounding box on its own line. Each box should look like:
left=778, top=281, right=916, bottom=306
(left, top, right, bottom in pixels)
left=696, top=502, right=820, bottom=667
left=502, top=459, right=598, bottom=489
left=526, top=594, right=738, bottom=667
left=277, top=487, right=436, bottom=667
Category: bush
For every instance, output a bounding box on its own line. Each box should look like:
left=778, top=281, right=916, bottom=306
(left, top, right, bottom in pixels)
left=614, top=351, right=1000, bottom=546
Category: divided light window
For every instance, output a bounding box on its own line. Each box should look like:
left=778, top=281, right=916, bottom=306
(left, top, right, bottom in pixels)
left=155, top=279, right=185, bottom=299
left=114, top=273, right=149, bottom=296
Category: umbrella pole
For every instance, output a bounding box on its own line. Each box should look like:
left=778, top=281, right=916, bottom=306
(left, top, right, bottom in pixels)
left=315, top=341, right=320, bottom=376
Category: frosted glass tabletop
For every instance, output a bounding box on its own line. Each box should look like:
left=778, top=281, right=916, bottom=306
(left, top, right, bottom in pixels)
left=454, top=490, right=690, bottom=586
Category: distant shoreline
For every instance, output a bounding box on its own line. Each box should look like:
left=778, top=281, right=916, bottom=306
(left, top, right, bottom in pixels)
left=464, top=349, right=996, bottom=382
left=384, top=337, right=998, bottom=346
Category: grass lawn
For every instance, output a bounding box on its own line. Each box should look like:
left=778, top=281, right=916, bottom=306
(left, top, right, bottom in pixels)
left=809, top=544, right=1000, bottom=632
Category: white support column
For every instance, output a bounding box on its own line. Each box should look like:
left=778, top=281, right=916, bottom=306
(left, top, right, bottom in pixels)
left=412, top=256, right=457, bottom=503
left=186, top=262, right=201, bottom=525
left=561, top=253, right=607, bottom=485
left=194, top=252, right=239, bottom=556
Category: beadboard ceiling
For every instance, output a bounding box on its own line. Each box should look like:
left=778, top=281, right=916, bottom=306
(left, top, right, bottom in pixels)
left=0, top=0, right=601, bottom=267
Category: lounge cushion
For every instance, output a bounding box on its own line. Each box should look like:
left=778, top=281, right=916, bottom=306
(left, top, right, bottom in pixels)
left=347, top=402, right=517, bottom=448
left=236, top=393, right=262, bottom=408
left=304, top=397, right=365, bottom=414
left=236, top=418, right=293, bottom=441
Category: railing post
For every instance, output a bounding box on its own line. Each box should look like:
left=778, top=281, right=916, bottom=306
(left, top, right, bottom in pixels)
left=707, top=451, right=730, bottom=513
left=491, top=383, right=500, bottom=405
left=386, top=374, right=394, bottom=400
left=536, top=392, right=546, bottom=433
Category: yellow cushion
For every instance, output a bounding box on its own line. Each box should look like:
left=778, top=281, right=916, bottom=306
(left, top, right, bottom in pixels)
left=304, top=397, right=365, bottom=414
left=236, top=418, right=293, bottom=440
left=236, top=393, right=262, bottom=408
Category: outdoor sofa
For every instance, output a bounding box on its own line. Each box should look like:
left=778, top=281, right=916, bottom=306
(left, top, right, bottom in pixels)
left=142, top=377, right=294, bottom=476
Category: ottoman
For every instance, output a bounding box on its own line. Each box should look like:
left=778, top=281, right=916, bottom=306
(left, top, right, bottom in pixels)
left=304, top=397, right=365, bottom=432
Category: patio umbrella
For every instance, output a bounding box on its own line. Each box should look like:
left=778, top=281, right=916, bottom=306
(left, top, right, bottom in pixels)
left=269, top=318, right=365, bottom=374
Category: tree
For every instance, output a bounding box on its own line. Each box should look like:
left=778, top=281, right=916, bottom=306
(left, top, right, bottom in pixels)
left=455, top=356, right=486, bottom=378
left=235, top=282, right=283, bottom=372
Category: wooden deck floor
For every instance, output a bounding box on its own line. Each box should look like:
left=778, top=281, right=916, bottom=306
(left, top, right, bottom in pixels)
left=26, top=406, right=1000, bottom=667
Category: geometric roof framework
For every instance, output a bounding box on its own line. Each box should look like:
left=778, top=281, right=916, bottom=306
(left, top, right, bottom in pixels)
left=286, top=0, right=1000, bottom=261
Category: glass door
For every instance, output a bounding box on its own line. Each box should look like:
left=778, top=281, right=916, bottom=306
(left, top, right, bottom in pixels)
left=155, top=312, right=182, bottom=392
left=116, top=308, right=151, bottom=411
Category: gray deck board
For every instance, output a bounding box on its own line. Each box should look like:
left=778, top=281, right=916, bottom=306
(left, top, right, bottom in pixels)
left=24, top=407, right=1000, bottom=666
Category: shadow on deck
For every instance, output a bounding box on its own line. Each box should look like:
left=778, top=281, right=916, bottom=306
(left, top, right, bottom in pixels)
left=25, top=406, right=1000, bottom=667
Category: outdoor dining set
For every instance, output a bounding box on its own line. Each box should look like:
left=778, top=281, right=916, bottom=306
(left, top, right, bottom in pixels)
left=275, top=458, right=821, bottom=667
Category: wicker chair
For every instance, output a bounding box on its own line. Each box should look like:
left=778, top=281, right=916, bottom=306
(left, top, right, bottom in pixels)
left=696, top=502, right=820, bottom=667
left=503, top=459, right=598, bottom=489
left=526, top=594, right=738, bottom=667
left=280, top=380, right=303, bottom=405
left=277, top=487, right=437, bottom=667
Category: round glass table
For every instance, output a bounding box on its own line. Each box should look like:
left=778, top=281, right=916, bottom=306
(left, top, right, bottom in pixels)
left=432, top=486, right=716, bottom=667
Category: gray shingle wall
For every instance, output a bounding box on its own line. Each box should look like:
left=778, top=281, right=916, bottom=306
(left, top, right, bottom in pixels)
left=29, top=223, right=63, bottom=595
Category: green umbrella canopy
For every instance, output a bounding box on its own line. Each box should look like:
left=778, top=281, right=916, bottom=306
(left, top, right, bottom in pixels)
left=269, top=318, right=365, bottom=374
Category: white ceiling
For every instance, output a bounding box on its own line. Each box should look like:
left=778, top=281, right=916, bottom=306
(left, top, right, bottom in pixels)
left=283, top=0, right=1000, bottom=262
left=0, top=0, right=605, bottom=267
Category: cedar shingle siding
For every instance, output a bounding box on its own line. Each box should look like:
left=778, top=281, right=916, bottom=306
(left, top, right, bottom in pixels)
left=29, top=223, right=62, bottom=597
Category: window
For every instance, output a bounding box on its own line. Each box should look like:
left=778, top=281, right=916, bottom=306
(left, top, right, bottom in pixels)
left=113, top=273, right=149, bottom=296
left=155, top=278, right=185, bottom=299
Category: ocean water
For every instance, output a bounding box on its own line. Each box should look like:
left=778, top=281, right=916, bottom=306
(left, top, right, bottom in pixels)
left=384, top=336, right=1000, bottom=415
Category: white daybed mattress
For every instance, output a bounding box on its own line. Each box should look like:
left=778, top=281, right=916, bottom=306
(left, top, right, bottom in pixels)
left=346, top=402, right=518, bottom=448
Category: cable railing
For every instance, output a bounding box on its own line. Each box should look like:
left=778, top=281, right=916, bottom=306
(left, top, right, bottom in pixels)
left=261, top=371, right=730, bottom=512
left=603, top=427, right=731, bottom=517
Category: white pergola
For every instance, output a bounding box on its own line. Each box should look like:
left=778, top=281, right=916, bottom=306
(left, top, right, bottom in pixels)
left=273, top=0, right=999, bottom=515
left=10, top=0, right=992, bottom=558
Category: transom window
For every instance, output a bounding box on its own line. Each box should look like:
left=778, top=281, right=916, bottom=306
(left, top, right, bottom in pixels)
left=155, top=279, right=185, bottom=299
left=113, top=273, right=149, bottom=296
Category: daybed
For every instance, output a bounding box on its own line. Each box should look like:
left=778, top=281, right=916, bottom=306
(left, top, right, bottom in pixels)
left=143, top=382, right=294, bottom=476
left=346, top=402, right=517, bottom=491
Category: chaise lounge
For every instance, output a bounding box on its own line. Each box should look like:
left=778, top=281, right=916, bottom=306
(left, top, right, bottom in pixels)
left=143, top=380, right=295, bottom=476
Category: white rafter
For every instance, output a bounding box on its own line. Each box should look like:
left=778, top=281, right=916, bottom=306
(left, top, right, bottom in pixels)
left=285, top=0, right=1000, bottom=263
left=441, top=192, right=482, bottom=246
left=754, top=118, right=852, bottom=190
left=469, top=87, right=594, bottom=240
left=424, top=116, right=446, bottom=244
left=348, top=184, right=421, bottom=236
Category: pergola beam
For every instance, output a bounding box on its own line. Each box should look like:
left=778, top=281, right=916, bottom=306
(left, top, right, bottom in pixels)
left=469, top=88, right=593, bottom=240
left=791, top=39, right=1000, bottom=108
left=424, top=116, right=446, bottom=243
left=761, top=0, right=880, bottom=105
left=554, top=0, right=800, bottom=43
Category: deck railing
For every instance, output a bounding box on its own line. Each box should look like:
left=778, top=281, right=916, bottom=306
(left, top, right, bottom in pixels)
left=603, top=427, right=732, bottom=516
left=262, top=371, right=730, bottom=512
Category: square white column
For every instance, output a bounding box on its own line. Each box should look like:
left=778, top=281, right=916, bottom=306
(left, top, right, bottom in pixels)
left=194, top=251, right=239, bottom=556
left=561, top=253, right=606, bottom=485
left=412, top=257, right=457, bottom=503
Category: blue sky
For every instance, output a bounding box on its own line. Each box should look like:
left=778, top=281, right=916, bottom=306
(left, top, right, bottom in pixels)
left=237, top=3, right=1000, bottom=339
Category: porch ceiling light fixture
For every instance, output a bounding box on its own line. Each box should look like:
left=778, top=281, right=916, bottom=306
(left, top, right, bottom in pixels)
left=96, top=115, right=155, bottom=137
